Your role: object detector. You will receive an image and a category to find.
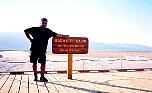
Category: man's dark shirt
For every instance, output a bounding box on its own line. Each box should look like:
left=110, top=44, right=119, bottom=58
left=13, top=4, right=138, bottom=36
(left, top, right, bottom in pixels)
left=24, top=27, right=57, bottom=53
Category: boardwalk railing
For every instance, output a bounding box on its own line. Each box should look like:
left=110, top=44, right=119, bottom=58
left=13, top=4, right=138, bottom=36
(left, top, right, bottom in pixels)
left=0, top=51, right=152, bottom=73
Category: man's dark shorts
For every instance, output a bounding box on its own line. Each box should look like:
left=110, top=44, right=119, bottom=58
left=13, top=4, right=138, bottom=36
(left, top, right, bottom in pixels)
left=30, top=51, right=46, bottom=64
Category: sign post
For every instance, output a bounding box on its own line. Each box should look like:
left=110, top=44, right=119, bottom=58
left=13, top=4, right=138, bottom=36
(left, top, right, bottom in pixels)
left=68, top=54, right=73, bottom=79
left=52, top=37, right=88, bottom=79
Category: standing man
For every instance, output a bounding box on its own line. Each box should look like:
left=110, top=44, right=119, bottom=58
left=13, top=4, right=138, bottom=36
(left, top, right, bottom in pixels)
left=24, top=18, right=64, bottom=82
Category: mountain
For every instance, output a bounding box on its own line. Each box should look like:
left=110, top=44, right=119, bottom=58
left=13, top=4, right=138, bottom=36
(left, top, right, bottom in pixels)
left=89, top=42, right=152, bottom=51
left=0, top=32, right=29, bottom=50
left=0, top=32, right=152, bottom=51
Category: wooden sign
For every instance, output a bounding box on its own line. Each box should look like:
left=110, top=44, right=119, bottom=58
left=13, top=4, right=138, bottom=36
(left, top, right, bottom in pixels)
left=52, top=37, right=88, bottom=54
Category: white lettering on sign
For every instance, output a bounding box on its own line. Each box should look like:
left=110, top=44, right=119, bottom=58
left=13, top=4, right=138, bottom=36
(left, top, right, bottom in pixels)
left=57, top=44, right=85, bottom=48
left=54, top=38, right=87, bottom=43
left=52, top=37, right=88, bottom=54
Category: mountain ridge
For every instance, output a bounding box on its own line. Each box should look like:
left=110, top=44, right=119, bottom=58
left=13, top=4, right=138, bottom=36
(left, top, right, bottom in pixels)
left=0, top=32, right=152, bottom=51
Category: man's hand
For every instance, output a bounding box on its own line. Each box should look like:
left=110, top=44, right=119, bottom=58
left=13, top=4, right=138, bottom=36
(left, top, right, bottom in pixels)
left=56, top=34, right=62, bottom=37
left=56, top=34, right=69, bottom=38
left=24, top=32, right=33, bottom=43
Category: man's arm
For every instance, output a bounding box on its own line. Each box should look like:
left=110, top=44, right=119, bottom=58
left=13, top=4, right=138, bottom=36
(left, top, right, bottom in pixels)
left=48, top=28, right=69, bottom=38
left=24, top=28, right=33, bottom=43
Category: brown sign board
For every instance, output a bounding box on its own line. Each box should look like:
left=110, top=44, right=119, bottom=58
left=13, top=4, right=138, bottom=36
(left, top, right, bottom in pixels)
left=52, top=37, right=88, bottom=54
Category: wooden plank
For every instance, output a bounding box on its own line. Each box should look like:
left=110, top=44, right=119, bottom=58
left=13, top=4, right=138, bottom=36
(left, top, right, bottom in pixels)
left=0, top=74, right=10, bottom=90
left=87, top=73, right=120, bottom=92
left=106, top=71, right=152, bottom=93
left=55, top=74, right=80, bottom=93
left=47, top=73, right=69, bottom=93
left=74, top=73, right=109, bottom=92
left=18, top=74, right=29, bottom=93
left=0, top=74, right=9, bottom=90
left=65, top=73, right=117, bottom=93
left=0, top=74, right=4, bottom=78
left=53, top=74, right=79, bottom=93
left=45, top=74, right=59, bottom=93
left=73, top=74, right=103, bottom=92
left=9, top=75, right=21, bottom=93
left=36, top=75, right=49, bottom=93
left=36, top=82, right=49, bottom=93
left=28, top=74, right=38, bottom=93
left=72, top=79, right=95, bottom=93
left=0, top=75, right=15, bottom=93
left=61, top=74, right=89, bottom=93
left=78, top=73, right=149, bottom=93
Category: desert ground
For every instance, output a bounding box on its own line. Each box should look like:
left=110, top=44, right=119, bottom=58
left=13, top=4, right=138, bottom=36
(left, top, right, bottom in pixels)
left=0, top=51, right=152, bottom=72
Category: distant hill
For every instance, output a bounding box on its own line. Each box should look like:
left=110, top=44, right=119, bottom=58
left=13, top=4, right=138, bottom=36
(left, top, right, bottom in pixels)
left=89, top=42, right=152, bottom=51
left=0, top=32, right=29, bottom=50
left=1, top=32, right=152, bottom=51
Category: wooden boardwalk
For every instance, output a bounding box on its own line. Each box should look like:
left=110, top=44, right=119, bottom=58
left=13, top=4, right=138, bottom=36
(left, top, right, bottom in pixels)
left=0, top=71, right=152, bottom=93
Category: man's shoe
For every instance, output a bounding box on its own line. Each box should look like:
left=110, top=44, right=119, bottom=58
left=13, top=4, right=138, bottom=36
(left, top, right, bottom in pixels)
left=40, top=77, right=48, bottom=82
left=34, top=76, right=38, bottom=81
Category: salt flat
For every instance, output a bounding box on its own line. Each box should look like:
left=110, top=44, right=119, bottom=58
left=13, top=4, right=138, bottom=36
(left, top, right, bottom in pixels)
left=0, top=51, right=152, bottom=72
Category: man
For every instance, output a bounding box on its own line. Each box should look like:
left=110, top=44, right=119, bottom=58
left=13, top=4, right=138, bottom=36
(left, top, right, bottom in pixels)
left=24, top=18, right=64, bottom=82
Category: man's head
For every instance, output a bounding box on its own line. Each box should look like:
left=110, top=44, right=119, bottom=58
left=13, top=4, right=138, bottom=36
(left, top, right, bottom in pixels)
left=41, top=18, right=48, bottom=28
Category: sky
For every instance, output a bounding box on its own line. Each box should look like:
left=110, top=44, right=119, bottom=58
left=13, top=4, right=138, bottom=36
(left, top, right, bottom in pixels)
left=1, top=0, right=152, bottom=46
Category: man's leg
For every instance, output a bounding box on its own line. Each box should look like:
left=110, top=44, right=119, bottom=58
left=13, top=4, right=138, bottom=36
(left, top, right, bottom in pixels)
left=40, top=63, right=45, bottom=78
left=30, top=51, right=38, bottom=81
left=33, top=63, right=37, bottom=80
left=39, top=53, right=48, bottom=82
